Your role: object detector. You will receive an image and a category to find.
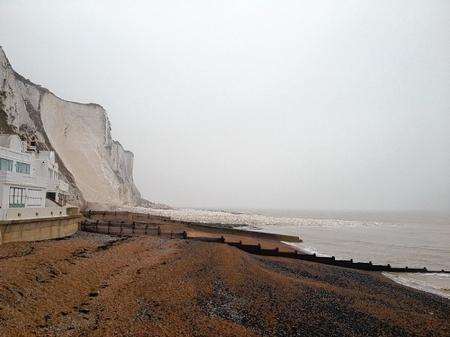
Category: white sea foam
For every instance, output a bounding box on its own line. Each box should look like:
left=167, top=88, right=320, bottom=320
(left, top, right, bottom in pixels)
left=283, top=243, right=328, bottom=257
left=383, top=273, right=450, bottom=299
left=129, top=207, right=389, bottom=229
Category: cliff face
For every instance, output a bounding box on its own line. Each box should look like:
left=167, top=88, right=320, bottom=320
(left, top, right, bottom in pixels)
left=0, top=47, right=142, bottom=207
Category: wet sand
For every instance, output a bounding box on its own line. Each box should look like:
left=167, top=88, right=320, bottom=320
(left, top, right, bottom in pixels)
left=0, top=232, right=449, bottom=337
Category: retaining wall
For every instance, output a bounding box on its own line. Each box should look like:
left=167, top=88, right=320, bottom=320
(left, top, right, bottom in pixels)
left=0, top=215, right=81, bottom=244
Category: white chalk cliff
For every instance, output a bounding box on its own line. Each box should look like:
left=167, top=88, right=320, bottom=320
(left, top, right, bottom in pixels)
left=0, top=46, right=142, bottom=207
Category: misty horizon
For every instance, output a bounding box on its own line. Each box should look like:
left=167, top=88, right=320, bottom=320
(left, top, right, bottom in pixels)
left=1, top=0, right=449, bottom=212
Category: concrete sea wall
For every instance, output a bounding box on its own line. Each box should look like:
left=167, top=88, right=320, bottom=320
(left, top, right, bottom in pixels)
left=0, top=215, right=81, bottom=244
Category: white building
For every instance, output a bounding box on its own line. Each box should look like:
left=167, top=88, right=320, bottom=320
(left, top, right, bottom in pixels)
left=0, top=134, right=70, bottom=220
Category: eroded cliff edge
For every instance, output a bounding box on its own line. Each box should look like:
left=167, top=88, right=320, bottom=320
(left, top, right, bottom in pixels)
left=0, top=46, right=142, bottom=207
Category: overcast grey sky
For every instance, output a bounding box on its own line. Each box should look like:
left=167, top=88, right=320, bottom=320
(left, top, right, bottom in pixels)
left=1, top=0, right=449, bottom=211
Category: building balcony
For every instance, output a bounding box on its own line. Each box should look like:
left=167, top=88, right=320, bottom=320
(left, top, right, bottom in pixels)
left=45, top=179, right=69, bottom=193
left=58, top=180, right=69, bottom=193
left=0, top=170, right=44, bottom=188
left=46, top=179, right=58, bottom=191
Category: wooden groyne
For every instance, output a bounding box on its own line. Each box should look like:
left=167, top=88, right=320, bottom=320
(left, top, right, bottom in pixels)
left=188, top=236, right=450, bottom=274
left=80, top=221, right=185, bottom=239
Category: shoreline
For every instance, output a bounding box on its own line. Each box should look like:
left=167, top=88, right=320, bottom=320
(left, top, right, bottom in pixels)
left=49, top=212, right=450, bottom=298
left=82, top=211, right=448, bottom=275
left=278, top=241, right=450, bottom=300
left=112, top=207, right=450, bottom=300
left=383, top=272, right=450, bottom=300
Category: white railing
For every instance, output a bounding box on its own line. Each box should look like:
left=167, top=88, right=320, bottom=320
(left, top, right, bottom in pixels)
left=0, top=207, right=68, bottom=220
left=58, top=180, right=69, bottom=192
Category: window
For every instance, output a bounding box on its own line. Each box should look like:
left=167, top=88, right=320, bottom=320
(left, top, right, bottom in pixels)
left=16, top=162, right=30, bottom=174
left=0, top=158, right=13, bottom=171
left=9, top=187, right=26, bottom=208
left=27, top=189, right=43, bottom=207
